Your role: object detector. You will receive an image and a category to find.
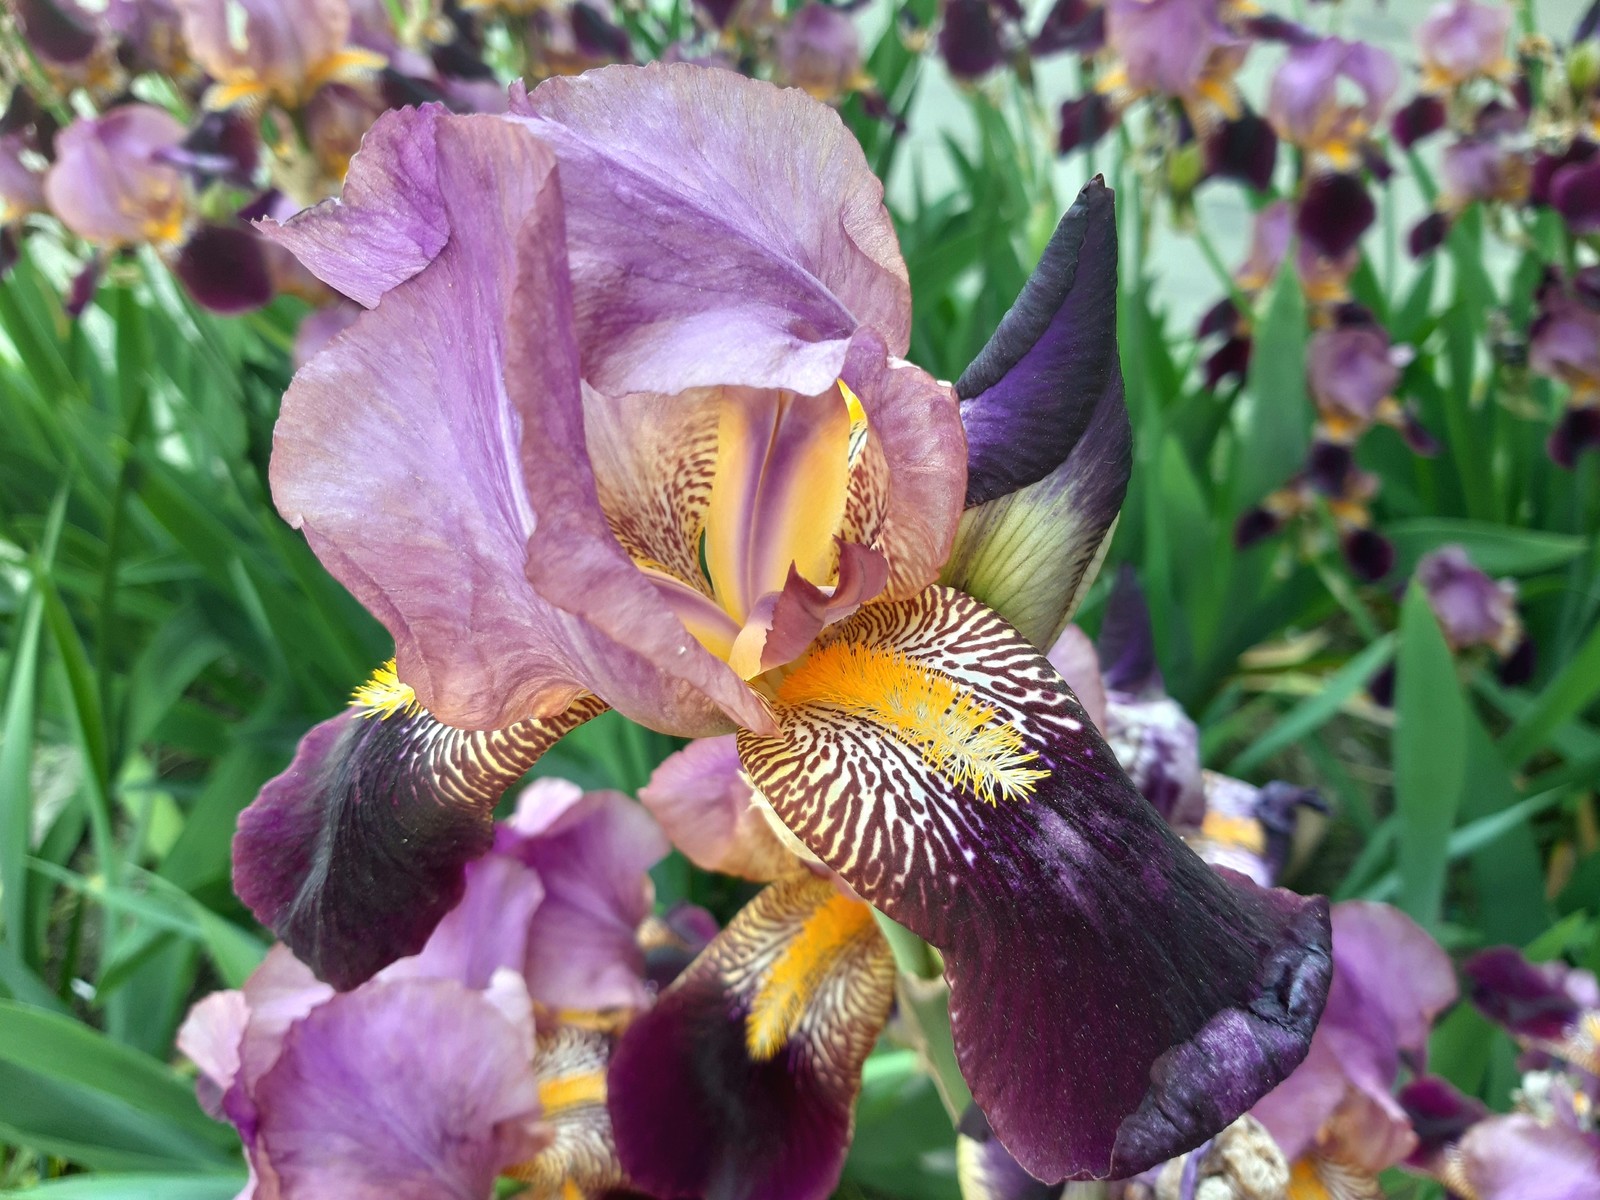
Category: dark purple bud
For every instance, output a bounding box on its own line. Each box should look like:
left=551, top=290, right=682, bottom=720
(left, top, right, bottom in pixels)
left=1097, top=565, right=1161, bottom=695
left=1366, top=660, right=1396, bottom=708
left=1463, top=946, right=1584, bottom=1040
left=571, top=1, right=632, bottom=60
left=1497, top=634, right=1536, bottom=686
left=1553, top=160, right=1600, bottom=234
left=1234, top=506, right=1282, bottom=548
left=1242, top=13, right=1318, bottom=44
left=1399, top=1077, right=1490, bottom=1166
left=14, top=0, right=98, bottom=65
left=1391, top=95, right=1446, bottom=148
left=173, top=224, right=273, bottom=314
left=64, top=255, right=101, bottom=317
left=1341, top=527, right=1394, bottom=581
left=1297, top=173, right=1375, bottom=259
left=1305, top=441, right=1355, bottom=495
left=1057, top=93, right=1113, bottom=155
left=1031, top=0, right=1104, bottom=55
left=1401, top=409, right=1440, bottom=456
left=1362, top=143, right=1394, bottom=182
left=1531, top=140, right=1597, bottom=206
left=941, top=0, right=1008, bottom=78
left=1549, top=405, right=1600, bottom=468
left=1197, top=297, right=1239, bottom=340
left=1203, top=336, right=1252, bottom=389
left=1205, top=112, right=1278, bottom=191
left=1409, top=211, right=1451, bottom=259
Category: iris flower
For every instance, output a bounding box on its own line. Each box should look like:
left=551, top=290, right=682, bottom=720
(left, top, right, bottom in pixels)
left=235, top=63, right=1331, bottom=1192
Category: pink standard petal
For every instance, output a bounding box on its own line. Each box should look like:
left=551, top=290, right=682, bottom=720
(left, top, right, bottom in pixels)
left=514, top=63, right=911, bottom=398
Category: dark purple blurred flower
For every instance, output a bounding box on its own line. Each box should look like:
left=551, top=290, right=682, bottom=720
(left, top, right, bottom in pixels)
left=1204, top=111, right=1278, bottom=190
left=1267, top=37, right=1397, bottom=169
left=43, top=104, right=189, bottom=248
left=1343, top=527, right=1396, bottom=582
left=1252, top=902, right=1458, bottom=1186
left=1551, top=159, right=1600, bottom=234
left=775, top=3, right=865, bottom=99
left=1296, top=172, right=1376, bottom=260
left=1464, top=947, right=1600, bottom=1074
left=1410, top=211, right=1451, bottom=258
left=173, top=223, right=274, bottom=314
left=1418, top=0, right=1513, bottom=90
left=1531, top=140, right=1597, bottom=208
left=1058, top=93, right=1115, bottom=155
left=1417, top=544, right=1522, bottom=655
left=1392, top=95, right=1448, bottom=148
left=1398, top=1076, right=1491, bottom=1172
left=13, top=0, right=100, bottom=66
left=1549, top=406, right=1600, bottom=469
left=1031, top=0, right=1105, bottom=56
left=940, top=0, right=1011, bottom=79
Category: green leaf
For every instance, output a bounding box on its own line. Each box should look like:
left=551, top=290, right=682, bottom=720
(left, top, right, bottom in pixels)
left=1394, top=583, right=1468, bottom=928
left=1230, top=262, right=1310, bottom=512
left=1, top=1175, right=244, bottom=1198
left=1384, top=519, right=1588, bottom=576
left=1502, top=617, right=1600, bottom=768
left=0, top=1000, right=236, bottom=1155
left=1227, top=634, right=1395, bottom=775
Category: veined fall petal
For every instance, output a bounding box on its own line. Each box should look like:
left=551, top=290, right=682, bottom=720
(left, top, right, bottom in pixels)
left=737, top=587, right=1331, bottom=1182
left=507, top=1026, right=630, bottom=1200
left=232, top=662, right=606, bottom=990
left=942, top=179, right=1132, bottom=648
left=607, top=873, right=894, bottom=1200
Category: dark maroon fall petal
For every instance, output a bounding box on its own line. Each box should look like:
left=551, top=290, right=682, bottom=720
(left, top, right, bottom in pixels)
left=1391, top=95, right=1446, bottom=148
left=1341, top=528, right=1394, bottom=582
left=1296, top=173, right=1375, bottom=260
left=1409, top=211, right=1450, bottom=258
left=1205, top=113, right=1279, bottom=192
left=174, top=224, right=274, bottom=314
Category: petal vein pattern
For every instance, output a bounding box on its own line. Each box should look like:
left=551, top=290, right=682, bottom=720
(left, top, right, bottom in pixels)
left=737, top=587, right=1333, bottom=1182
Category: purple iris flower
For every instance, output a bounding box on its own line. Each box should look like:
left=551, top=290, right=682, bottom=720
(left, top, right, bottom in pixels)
left=173, top=0, right=386, bottom=109
left=1416, top=545, right=1523, bottom=656
left=183, top=777, right=668, bottom=1198
left=1417, top=0, right=1514, bottom=91
left=1266, top=37, right=1398, bottom=170
left=1529, top=270, right=1600, bottom=467
left=234, top=65, right=1330, bottom=1190
left=44, top=104, right=191, bottom=249
left=1465, top=947, right=1600, bottom=1076
left=775, top=3, right=866, bottom=99
left=1103, top=0, right=1249, bottom=116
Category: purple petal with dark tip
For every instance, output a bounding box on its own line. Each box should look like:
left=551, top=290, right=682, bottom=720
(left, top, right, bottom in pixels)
left=233, top=695, right=604, bottom=990
left=252, top=977, right=546, bottom=1199
left=1205, top=113, right=1278, bottom=192
left=956, top=177, right=1119, bottom=507
left=1296, top=173, right=1375, bottom=260
left=737, top=589, right=1332, bottom=1182
left=607, top=876, right=893, bottom=1200
left=174, top=224, right=274, bottom=314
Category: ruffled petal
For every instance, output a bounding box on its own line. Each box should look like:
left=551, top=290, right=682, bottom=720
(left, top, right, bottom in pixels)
left=252, top=977, right=546, bottom=1200
left=513, top=63, right=911, bottom=397
left=736, top=587, right=1332, bottom=1182
left=496, top=779, right=669, bottom=1012
left=233, top=686, right=605, bottom=990
left=607, top=874, right=894, bottom=1200
left=259, top=105, right=449, bottom=307
left=638, top=736, right=794, bottom=882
